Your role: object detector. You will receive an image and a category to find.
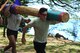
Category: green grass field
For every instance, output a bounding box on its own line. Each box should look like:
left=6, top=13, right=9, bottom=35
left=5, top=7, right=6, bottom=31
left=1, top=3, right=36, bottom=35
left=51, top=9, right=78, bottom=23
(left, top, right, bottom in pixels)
left=0, top=27, right=80, bottom=53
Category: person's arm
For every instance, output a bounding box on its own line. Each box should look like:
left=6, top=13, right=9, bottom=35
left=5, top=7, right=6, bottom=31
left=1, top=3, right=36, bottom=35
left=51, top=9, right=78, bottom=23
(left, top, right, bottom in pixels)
left=21, top=26, right=27, bottom=44
left=21, top=19, right=34, bottom=44
left=21, top=18, right=31, bottom=39
left=21, top=25, right=30, bottom=44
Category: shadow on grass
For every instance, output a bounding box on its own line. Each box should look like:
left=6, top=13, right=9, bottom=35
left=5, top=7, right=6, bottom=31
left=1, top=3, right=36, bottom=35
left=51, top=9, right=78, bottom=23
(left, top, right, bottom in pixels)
left=46, top=42, right=80, bottom=53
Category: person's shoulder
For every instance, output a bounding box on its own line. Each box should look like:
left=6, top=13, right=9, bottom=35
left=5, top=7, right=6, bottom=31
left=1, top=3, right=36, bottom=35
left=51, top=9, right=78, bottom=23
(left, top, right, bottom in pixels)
left=29, top=17, right=38, bottom=21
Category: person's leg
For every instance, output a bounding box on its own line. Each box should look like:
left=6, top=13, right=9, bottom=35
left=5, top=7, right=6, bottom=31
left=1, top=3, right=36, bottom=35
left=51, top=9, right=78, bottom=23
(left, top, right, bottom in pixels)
left=4, top=35, right=16, bottom=53
left=33, top=41, right=47, bottom=53
left=9, top=30, right=18, bottom=53
left=4, top=29, right=12, bottom=52
left=14, top=32, right=18, bottom=42
left=10, top=35, right=16, bottom=53
left=4, top=36, right=12, bottom=51
left=4, top=29, right=17, bottom=53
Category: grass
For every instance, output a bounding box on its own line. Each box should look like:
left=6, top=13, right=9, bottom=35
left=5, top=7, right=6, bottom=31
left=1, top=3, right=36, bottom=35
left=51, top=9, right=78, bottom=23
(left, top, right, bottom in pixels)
left=0, top=27, right=80, bottom=53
